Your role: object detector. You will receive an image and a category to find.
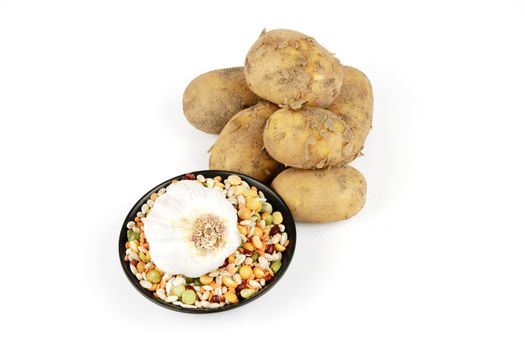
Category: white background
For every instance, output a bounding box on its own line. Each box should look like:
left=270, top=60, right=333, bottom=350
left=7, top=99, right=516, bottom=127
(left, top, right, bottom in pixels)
left=1, top=0, right=524, bottom=348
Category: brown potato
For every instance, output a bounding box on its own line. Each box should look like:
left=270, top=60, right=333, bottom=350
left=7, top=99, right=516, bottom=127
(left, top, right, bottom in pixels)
left=244, top=29, right=343, bottom=110
left=209, top=102, right=283, bottom=182
left=183, top=67, right=259, bottom=134
left=263, top=107, right=353, bottom=169
left=271, top=166, right=367, bottom=222
left=327, top=66, right=373, bottom=161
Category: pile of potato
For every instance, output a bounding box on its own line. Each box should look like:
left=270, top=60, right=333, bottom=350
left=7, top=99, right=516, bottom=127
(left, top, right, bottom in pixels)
left=183, top=29, right=373, bottom=223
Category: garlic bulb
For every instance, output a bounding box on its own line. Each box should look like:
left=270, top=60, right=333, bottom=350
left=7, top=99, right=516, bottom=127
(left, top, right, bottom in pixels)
left=143, top=180, right=241, bottom=277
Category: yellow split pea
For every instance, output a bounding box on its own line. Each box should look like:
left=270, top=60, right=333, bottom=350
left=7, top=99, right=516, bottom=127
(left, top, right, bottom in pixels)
left=225, top=291, right=238, bottom=303
left=239, top=265, right=253, bottom=280
left=272, top=211, right=283, bottom=225
left=199, top=275, right=213, bottom=285
left=238, top=207, right=252, bottom=220
left=247, top=197, right=261, bottom=211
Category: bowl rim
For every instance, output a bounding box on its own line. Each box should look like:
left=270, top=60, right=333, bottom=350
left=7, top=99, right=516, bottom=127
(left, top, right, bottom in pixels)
left=119, top=170, right=296, bottom=313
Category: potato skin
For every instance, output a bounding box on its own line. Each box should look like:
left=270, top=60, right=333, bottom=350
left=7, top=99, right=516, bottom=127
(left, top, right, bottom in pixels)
left=272, top=166, right=366, bottom=222
left=263, top=107, right=353, bottom=169
left=327, top=66, right=373, bottom=161
left=183, top=67, right=259, bottom=134
left=244, top=29, right=344, bottom=110
left=209, top=102, right=283, bottom=182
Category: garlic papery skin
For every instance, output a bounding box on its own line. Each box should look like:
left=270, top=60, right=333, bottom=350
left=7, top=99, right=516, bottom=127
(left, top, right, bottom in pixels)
left=143, top=180, right=241, bottom=277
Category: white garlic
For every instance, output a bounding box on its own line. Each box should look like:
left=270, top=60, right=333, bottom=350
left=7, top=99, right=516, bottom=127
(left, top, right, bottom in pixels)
left=143, top=180, right=241, bottom=277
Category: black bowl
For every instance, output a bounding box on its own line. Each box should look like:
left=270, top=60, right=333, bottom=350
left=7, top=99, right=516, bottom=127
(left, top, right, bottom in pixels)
left=119, top=170, right=296, bottom=313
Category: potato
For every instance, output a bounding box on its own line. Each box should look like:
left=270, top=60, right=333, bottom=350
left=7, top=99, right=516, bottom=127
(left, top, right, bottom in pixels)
left=263, top=107, right=353, bottom=169
left=244, top=29, right=344, bottom=110
left=326, top=66, right=373, bottom=161
left=271, top=166, right=366, bottom=222
left=209, top=102, right=283, bottom=182
left=183, top=67, right=259, bottom=134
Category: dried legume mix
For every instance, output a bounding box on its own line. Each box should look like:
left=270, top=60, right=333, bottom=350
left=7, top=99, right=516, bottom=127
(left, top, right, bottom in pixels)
left=123, top=173, right=290, bottom=309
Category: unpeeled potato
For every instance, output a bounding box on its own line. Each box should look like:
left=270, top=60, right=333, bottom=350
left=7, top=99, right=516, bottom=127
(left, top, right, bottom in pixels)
left=183, top=67, right=259, bottom=134
left=271, top=166, right=367, bottom=222
left=263, top=107, right=353, bottom=169
left=327, top=66, right=373, bottom=161
left=244, top=29, right=343, bottom=110
left=209, top=102, right=283, bottom=182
